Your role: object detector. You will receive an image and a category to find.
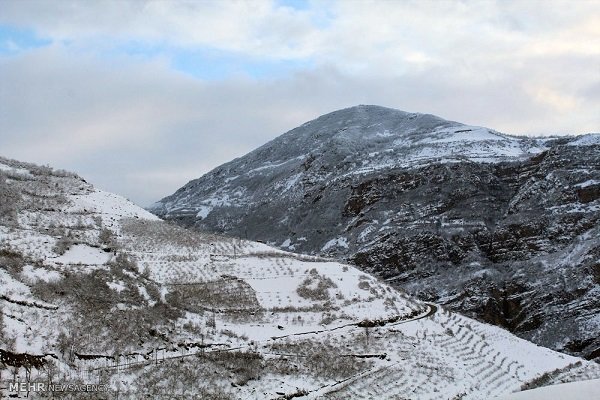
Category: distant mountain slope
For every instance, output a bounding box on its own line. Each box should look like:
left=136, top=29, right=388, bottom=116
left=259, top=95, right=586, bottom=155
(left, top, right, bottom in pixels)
left=2, top=156, right=600, bottom=398
left=150, top=105, right=546, bottom=225
left=150, top=105, right=600, bottom=362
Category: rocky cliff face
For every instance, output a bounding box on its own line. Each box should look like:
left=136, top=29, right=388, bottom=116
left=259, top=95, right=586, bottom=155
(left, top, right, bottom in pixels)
left=150, top=105, right=600, bottom=360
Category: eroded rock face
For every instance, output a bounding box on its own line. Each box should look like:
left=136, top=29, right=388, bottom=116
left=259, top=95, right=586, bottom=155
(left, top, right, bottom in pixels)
left=348, top=145, right=600, bottom=360
left=151, top=105, right=600, bottom=360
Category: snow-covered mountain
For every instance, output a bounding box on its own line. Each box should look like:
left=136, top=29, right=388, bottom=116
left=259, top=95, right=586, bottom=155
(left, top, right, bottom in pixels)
left=150, top=105, right=600, bottom=362
left=2, top=156, right=600, bottom=398
left=150, top=105, right=547, bottom=223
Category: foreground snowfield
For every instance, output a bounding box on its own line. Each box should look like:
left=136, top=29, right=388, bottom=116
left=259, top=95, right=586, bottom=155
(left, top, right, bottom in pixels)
left=1, top=156, right=600, bottom=399
left=498, top=378, right=600, bottom=400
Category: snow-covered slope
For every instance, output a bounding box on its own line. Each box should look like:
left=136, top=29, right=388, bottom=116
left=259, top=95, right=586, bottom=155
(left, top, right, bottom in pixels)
left=499, top=378, right=600, bottom=400
left=1, top=156, right=600, bottom=399
left=149, top=105, right=600, bottom=363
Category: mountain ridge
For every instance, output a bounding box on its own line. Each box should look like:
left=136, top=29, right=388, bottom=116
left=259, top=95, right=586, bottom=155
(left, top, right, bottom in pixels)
left=150, top=105, right=600, bottom=362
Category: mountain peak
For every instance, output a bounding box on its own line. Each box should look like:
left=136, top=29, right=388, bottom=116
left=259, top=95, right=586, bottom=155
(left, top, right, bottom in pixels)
left=297, top=104, right=451, bottom=134
left=335, top=104, right=412, bottom=115
left=151, top=106, right=548, bottom=219
left=231, top=105, right=544, bottom=174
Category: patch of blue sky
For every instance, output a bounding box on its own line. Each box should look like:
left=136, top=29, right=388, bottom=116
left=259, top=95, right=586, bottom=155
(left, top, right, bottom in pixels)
left=275, top=0, right=311, bottom=11
left=0, top=24, right=52, bottom=55
left=112, top=41, right=314, bottom=80
left=275, top=0, right=335, bottom=29
left=171, top=48, right=315, bottom=80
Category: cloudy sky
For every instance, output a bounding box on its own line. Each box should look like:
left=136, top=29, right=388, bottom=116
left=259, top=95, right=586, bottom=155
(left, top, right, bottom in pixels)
left=1, top=0, right=599, bottom=206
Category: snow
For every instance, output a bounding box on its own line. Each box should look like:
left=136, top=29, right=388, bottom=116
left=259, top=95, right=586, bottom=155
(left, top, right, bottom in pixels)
left=107, top=281, right=126, bottom=292
left=0, top=269, right=58, bottom=310
left=282, top=172, right=302, bottom=192
left=375, top=130, right=393, bottom=138
left=0, top=162, right=33, bottom=178
left=567, top=134, right=600, bottom=146
left=224, top=175, right=239, bottom=183
left=68, top=189, right=159, bottom=225
left=575, top=179, right=599, bottom=188
left=411, top=126, right=540, bottom=159
left=0, top=269, right=33, bottom=299
left=247, top=159, right=292, bottom=173
left=21, top=265, right=61, bottom=283
left=498, top=379, right=600, bottom=399
left=200, top=194, right=232, bottom=209
left=195, top=204, right=212, bottom=219
left=358, top=226, right=375, bottom=242
left=54, top=244, right=112, bottom=265
left=422, top=126, right=505, bottom=144
left=321, top=237, right=349, bottom=251
left=137, top=285, right=152, bottom=303
left=333, top=128, right=546, bottom=182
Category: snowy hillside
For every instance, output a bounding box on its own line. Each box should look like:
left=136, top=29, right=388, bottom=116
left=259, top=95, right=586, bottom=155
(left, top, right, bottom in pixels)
left=1, top=156, right=600, bottom=399
left=149, top=105, right=600, bottom=363
left=499, top=378, right=600, bottom=400
left=150, top=105, right=546, bottom=220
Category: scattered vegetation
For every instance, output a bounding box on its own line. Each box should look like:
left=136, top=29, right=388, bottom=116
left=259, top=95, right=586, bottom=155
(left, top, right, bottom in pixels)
left=296, top=268, right=337, bottom=301
left=165, top=278, right=260, bottom=313
left=358, top=280, right=371, bottom=290
left=31, top=268, right=183, bottom=355
left=267, top=339, right=373, bottom=380
left=98, top=227, right=118, bottom=249
left=128, top=350, right=263, bottom=397
left=108, top=252, right=138, bottom=277
left=520, top=361, right=583, bottom=391
left=52, top=233, right=75, bottom=256
left=0, top=244, right=26, bottom=275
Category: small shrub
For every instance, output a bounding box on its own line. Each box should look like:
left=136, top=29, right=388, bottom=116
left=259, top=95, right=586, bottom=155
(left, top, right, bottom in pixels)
left=320, top=313, right=338, bottom=325
left=53, top=235, right=74, bottom=256
left=98, top=227, right=117, bottom=249
left=109, top=253, right=138, bottom=274
left=145, top=283, right=161, bottom=302
left=0, top=175, right=21, bottom=225
left=219, top=329, right=248, bottom=341
left=183, top=321, right=203, bottom=335
left=296, top=273, right=337, bottom=301
left=358, top=280, right=371, bottom=290
left=0, top=245, right=25, bottom=274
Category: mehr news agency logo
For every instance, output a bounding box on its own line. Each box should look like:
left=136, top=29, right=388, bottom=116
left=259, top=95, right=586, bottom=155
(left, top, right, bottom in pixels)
left=5, top=381, right=109, bottom=394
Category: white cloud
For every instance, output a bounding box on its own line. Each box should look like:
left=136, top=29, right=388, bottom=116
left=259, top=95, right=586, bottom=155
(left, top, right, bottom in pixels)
left=0, top=0, right=323, bottom=58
